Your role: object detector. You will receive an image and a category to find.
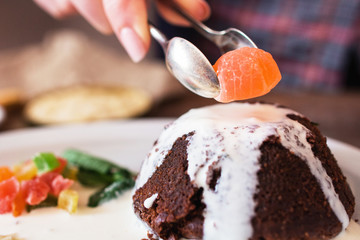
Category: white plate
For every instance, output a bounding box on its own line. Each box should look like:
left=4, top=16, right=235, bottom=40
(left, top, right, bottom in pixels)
left=0, top=119, right=359, bottom=221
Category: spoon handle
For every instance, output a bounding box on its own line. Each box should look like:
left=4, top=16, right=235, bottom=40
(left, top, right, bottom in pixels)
left=166, top=1, right=219, bottom=40
left=149, top=23, right=169, bottom=50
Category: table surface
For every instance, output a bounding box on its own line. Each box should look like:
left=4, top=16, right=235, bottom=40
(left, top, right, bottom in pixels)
left=1, top=89, right=360, bottom=148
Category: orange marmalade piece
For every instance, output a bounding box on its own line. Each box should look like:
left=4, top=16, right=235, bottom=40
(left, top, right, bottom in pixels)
left=213, top=47, right=281, bottom=103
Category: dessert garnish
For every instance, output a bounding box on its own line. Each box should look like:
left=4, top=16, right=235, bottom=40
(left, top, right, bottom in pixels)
left=0, top=150, right=134, bottom=216
left=213, top=47, right=282, bottom=103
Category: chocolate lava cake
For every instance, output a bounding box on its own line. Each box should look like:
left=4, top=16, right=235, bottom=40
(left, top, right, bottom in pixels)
left=133, top=103, right=355, bottom=240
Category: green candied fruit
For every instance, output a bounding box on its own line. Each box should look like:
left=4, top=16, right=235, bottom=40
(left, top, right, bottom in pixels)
left=33, top=152, right=60, bottom=173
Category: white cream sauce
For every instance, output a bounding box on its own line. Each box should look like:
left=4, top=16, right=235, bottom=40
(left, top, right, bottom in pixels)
left=135, top=103, right=350, bottom=240
left=144, top=193, right=158, bottom=209
left=0, top=183, right=148, bottom=240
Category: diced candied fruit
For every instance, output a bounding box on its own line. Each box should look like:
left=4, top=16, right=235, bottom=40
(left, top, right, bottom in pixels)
left=12, top=161, right=37, bottom=181
left=58, top=189, right=79, bottom=214
left=0, top=177, right=19, bottom=214
left=33, top=153, right=60, bottom=174
left=22, top=179, right=50, bottom=205
left=52, top=157, right=68, bottom=174
left=38, top=172, right=74, bottom=196
left=62, top=165, right=78, bottom=180
left=12, top=190, right=26, bottom=217
left=0, top=166, right=14, bottom=182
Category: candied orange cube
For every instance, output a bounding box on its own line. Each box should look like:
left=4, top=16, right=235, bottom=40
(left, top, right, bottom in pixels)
left=0, top=166, right=14, bottom=182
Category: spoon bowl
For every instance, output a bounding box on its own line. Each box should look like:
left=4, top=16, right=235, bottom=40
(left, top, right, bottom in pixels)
left=166, top=37, right=220, bottom=98
left=150, top=25, right=220, bottom=98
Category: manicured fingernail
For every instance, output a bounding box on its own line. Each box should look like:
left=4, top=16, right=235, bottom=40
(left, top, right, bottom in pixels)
left=118, top=27, right=147, bottom=63
left=197, top=1, right=211, bottom=20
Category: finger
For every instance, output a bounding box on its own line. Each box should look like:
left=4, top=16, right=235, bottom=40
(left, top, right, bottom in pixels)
left=33, top=0, right=77, bottom=19
left=70, top=0, right=113, bottom=34
left=102, top=0, right=150, bottom=62
left=54, top=0, right=77, bottom=18
left=156, top=0, right=211, bottom=26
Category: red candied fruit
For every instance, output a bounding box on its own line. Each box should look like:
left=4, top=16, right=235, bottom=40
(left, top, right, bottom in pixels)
left=38, top=172, right=74, bottom=196
left=0, top=177, right=20, bottom=213
left=22, top=178, right=50, bottom=205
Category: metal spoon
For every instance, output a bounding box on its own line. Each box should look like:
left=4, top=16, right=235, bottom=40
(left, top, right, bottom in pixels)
left=149, top=24, right=220, bottom=98
left=166, top=1, right=257, bottom=53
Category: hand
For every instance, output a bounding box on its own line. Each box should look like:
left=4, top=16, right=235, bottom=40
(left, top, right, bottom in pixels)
left=33, top=0, right=211, bottom=62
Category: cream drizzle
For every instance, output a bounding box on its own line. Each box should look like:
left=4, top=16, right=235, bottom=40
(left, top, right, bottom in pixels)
left=144, top=193, right=158, bottom=209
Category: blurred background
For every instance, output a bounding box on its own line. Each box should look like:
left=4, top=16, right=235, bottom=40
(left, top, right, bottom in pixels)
left=0, top=0, right=359, bottom=147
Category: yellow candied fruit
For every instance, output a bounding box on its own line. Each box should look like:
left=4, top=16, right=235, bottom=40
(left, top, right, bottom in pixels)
left=62, top=165, right=78, bottom=181
left=58, top=189, right=79, bottom=214
left=12, top=161, right=37, bottom=181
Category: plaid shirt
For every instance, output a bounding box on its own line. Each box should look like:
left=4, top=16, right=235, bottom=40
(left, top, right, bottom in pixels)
left=159, top=0, right=360, bottom=90
left=205, top=0, right=360, bottom=90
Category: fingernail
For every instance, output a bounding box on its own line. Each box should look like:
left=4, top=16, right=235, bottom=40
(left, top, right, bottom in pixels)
left=118, top=27, right=147, bottom=63
left=197, top=1, right=211, bottom=20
